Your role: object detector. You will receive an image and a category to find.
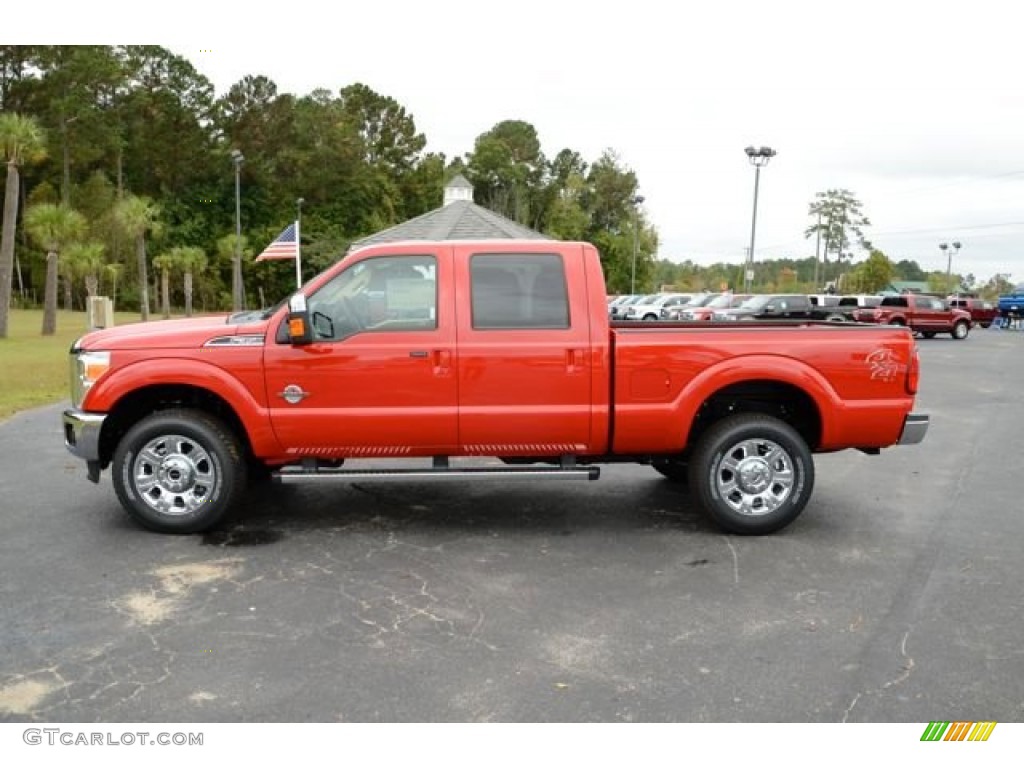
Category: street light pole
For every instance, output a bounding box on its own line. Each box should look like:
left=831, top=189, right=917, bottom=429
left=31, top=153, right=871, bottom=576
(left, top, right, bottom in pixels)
left=630, top=194, right=645, bottom=294
left=942, top=240, right=961, bottom=291
left=744, top=145, right=777, bottom=293
left=813, top=212, right=822, bottom=289
left=296, top=197, right=305, bottom=290
left=230, top=149, right=245, bottom=311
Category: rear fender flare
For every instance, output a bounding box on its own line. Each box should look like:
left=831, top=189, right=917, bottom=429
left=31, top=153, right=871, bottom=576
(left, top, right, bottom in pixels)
left=669, top=355, right=840, bottom=449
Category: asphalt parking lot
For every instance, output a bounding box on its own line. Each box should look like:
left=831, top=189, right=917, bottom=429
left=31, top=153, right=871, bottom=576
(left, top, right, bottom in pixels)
left=1, top=327, right=1023, bottom=723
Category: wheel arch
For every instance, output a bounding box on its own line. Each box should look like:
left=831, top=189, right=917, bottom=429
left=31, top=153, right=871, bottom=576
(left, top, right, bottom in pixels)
left=98, top=384, right=255, bottom=470
left=685, top=378, right=824, bottom=455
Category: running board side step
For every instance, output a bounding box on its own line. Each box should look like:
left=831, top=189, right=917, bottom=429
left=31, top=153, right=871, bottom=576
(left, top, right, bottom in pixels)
left=273, top=466, right=601, bottom=483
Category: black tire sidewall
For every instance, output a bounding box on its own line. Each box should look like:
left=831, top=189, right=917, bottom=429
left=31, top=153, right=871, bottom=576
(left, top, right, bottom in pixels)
left=689, top=415, right=814, bottom=535
left=112, top=410, right=244, bottom=533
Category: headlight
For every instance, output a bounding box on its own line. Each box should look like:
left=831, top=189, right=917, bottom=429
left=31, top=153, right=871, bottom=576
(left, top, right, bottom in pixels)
left=70, top=349, right=110, bottom=409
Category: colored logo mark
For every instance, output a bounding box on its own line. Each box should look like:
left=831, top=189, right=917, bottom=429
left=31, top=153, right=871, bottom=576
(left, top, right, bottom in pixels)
left=921, top=721, right=997, bottom=741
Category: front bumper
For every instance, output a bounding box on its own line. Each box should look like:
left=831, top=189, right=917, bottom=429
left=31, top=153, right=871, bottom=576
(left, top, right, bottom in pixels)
left=63, top=410, right=106, bottom=481
left=897, top=413, right=929, bottom=445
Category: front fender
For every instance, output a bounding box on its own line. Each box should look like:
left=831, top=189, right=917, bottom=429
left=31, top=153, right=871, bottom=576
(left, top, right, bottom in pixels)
left=83, top=355, right=281, bottom=456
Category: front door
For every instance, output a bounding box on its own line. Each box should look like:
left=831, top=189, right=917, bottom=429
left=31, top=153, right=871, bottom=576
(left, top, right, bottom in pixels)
left=263, top=249, right=458, bottom=457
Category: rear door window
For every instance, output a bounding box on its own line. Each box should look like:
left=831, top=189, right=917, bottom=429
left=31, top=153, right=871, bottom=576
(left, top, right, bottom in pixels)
left=470, top=253, right=570, bottom=329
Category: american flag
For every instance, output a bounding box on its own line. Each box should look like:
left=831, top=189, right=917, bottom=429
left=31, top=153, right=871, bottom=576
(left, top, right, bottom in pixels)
left=255, top=222, right=298, bottom=261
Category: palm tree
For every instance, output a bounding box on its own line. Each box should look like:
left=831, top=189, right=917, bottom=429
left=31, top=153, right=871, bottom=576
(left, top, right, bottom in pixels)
left=104, top=262, right=124, bottom=310
left=59, top=252, right=77, bottom=311
left=180, top=247, right=207, bottom=317
left=0, top=113, right=47, bottom=338
left=114, top=195, right=161, bottom=321
left=66, top=242, right=106, bottom=299
left=217, top=234, right=249, bottom=309
left=152, top=250, right=179, bottom=319
left=24, top=203, right=87, bottom=335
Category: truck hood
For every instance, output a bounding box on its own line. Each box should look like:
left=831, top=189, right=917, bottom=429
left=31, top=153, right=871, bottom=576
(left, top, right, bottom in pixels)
left=76, top=314, right=270, bottom=351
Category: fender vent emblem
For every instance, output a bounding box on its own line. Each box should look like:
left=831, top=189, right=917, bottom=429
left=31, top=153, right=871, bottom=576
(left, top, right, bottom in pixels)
left=278, top=385, right=309, bottom=404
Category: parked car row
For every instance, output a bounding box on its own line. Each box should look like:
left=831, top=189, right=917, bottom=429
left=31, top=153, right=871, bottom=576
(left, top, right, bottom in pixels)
left=608, top=290, right=997, bottom=341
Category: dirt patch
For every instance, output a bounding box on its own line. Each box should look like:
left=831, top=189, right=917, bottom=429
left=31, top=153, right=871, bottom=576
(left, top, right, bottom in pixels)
left=116, top=559, right=243, bottom=626
left=153, top=560, right=242, bottom=595
left=0, top=676, right=62, bottom=716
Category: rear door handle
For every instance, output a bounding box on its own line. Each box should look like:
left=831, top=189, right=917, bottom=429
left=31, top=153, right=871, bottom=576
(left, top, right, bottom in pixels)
left=409, top=350, right=429, bottom=358
left=566, top=348, right=586, bottom=373
left=432, top=349, right=451, bottom=375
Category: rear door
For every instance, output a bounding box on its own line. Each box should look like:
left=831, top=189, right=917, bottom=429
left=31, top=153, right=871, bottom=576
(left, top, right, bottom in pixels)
left=916, top=296, right=945, bottom=330
left=453, top=245, right=595, bottom=455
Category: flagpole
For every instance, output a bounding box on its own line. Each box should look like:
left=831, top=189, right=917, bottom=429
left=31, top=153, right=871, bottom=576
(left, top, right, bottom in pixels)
left=294, top=218, right=302, bottom=289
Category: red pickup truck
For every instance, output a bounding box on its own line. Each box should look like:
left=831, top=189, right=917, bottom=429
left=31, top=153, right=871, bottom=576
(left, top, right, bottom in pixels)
left=63, top=239, right=928, bottom=536
left=852, top=294, right=972, bottom=339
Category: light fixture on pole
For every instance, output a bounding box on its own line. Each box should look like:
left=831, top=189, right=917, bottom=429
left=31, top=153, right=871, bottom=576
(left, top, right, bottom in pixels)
left=630, top=194, right=645, bottom=294
left=743, top=145, right=777, bottom=292
left=940, top=241, right=961, bottom=291
left=230, top=149, right=245, bottom=311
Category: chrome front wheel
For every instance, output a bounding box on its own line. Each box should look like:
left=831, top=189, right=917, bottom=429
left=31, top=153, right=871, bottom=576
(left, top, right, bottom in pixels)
left=113, top=409, right=246, bottom=533
left=132, top=434, right=216, bottom=516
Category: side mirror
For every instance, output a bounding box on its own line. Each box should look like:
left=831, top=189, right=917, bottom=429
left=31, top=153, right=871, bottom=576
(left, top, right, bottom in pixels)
left=286, top=293, right=313, bottom=345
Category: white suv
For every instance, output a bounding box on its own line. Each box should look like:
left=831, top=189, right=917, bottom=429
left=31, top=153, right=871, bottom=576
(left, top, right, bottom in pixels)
left=623, top=293, right=699, bottom=321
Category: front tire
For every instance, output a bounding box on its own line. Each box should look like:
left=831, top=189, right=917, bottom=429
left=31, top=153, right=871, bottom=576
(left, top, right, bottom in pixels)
left=688, top=414, right=814, bottom=535
left=951, top=320, right=969, bottom=340
left=112, top=409, right=247, bottom=533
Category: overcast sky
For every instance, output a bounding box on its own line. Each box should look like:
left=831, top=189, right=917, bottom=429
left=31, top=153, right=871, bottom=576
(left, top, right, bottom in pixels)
left=53, top=0, right=1024, bottom=283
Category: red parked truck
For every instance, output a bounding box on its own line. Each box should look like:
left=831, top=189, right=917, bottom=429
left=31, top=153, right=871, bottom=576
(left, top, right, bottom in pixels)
left=852, top=293, right=972, bottom=339
left=63, top=239, right=928, bottom=536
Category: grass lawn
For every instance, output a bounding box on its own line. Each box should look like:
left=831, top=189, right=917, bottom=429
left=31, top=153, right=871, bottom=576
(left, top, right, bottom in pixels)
left=0, top=308, right=148, bottom=422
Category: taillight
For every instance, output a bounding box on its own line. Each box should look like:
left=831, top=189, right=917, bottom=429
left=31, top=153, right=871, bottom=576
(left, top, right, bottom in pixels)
left=906, top=346, right=920, bottom=395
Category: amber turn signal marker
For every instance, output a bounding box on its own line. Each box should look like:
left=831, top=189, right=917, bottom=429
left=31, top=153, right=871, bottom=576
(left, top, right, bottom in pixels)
left=83, top=362, right=109, bottom=382
left=289, top=318, right=306, bottom=336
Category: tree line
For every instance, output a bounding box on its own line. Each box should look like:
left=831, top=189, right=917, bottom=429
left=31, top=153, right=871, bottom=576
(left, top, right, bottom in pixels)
left=0, top=45, right=657, bottom=336
left=1, top=46, right=1009, bottom=339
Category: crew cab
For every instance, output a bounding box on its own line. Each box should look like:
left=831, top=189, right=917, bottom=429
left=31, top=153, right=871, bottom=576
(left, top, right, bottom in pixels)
left=852, top=294, right=972, bottom=339
left=63, top=240, right=928, bottom=537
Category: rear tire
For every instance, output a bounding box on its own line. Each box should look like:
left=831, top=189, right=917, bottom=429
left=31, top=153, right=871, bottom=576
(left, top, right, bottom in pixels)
left=688, top=413, right=814, bottom=535
left=112, top=409, right=247, bottom=534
